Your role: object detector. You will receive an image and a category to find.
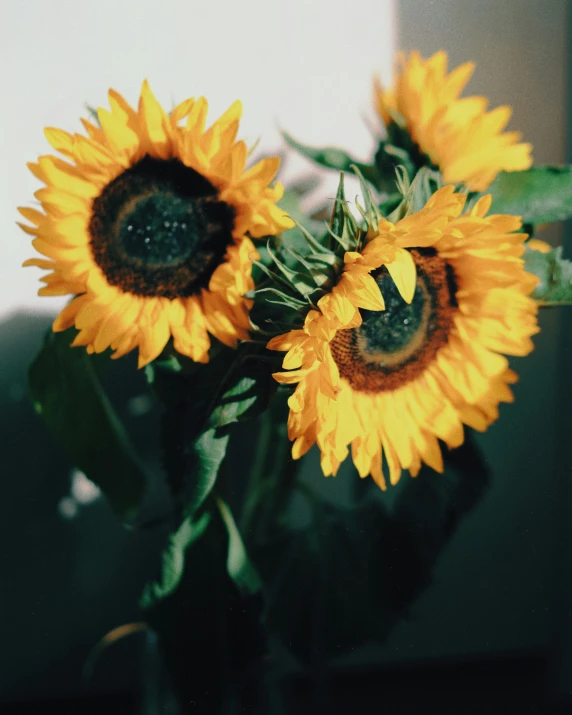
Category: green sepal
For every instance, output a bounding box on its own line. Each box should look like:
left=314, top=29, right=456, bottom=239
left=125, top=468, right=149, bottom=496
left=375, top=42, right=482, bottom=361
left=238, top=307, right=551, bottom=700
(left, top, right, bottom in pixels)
left=295, top=220, right=336, bottom=257
left=284, top=245, right=333, bottom=288
left=325, top=225, right=352, bottom=253
left=323, top=172, right=363, bottom=254
left=303, top=251, right=340, bottom=269
left=85, top=105, right=100, bottom=125
left=387, top=166, right=445, bottom=222
left=488, top=166, right=572, bottom=225
left=378, top=192, right=403, bottom=218
left=250, top=287, right=309, bottom=312
left=266, top=240, right=317, bottom=298
left=282, top=131, right=379, bottom=186
left=251, top=256, right=299, bottom=296
left=28, top=328, right=147, bottom=520
left=524, top=244, right=572, bottom=305
left=252, top=177, right=365, bottom=334
left=329, top=172, right=347, bottom=241
left=352, top=164, right=381, bottom=232
left=284, top=243, right=316, bottom=273
left=342, top=206, right=359, bottom=249
left=145, top=353, right=183, bottom=382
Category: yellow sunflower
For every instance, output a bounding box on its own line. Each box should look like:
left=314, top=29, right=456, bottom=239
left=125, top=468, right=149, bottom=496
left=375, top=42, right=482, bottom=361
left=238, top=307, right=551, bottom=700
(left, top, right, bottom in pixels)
left=268, top=186, right=539, bottom=489
left=374, top=51, right=533, bottom=191
left=19, top=81, right=293, bottom=367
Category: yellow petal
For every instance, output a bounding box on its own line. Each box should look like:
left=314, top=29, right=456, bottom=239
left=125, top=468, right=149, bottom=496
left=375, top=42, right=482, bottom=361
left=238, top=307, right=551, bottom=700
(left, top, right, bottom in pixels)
left=138, top=79, right=171, bottom=158
left=95, top=107, right=140, bottom=166
left=385, top=248, right=417, bottom=303
left=44, top=127, right=74, bottom=157
left=527, top=238, right=552, bottom=254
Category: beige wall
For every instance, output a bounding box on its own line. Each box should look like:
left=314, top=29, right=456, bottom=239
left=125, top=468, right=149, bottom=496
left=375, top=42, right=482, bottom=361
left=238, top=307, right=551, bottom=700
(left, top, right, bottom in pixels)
left=397, top=0, right=566, bottom=163
left=377, top=0, right=568, bottom=663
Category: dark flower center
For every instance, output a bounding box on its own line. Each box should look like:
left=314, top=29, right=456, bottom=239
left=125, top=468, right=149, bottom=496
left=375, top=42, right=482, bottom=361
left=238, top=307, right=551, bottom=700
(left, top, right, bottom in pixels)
left=330, top=249, right=457, bottom=392
left=358, top=272, right=427, bottom=356
left=89, top=156, right=236, bottom=298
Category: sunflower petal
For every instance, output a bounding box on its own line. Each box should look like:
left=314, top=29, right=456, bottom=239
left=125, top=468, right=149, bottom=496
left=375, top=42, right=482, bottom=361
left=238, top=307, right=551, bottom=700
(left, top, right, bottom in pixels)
left=385, top=248, right=417, bottom=303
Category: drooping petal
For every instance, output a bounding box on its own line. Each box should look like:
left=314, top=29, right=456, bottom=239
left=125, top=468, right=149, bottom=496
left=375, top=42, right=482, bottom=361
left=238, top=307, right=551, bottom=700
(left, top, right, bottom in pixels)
left=385, top=247, right=417, bottom=303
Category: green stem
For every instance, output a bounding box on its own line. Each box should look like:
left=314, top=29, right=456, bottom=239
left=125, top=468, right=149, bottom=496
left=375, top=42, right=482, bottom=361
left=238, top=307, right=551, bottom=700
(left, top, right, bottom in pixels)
left=252, top=441, right=299, bottom=545
left=240, top=415, right=274, bottom=534
left=240, top=393, right=299, bottom=545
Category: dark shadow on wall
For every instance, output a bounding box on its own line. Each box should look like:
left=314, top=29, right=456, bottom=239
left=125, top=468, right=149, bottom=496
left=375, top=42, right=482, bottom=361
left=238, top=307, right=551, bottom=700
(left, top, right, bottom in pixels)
left=0, top=311, right=168, bottom=706
left=0, top=303, right=570, bottom=714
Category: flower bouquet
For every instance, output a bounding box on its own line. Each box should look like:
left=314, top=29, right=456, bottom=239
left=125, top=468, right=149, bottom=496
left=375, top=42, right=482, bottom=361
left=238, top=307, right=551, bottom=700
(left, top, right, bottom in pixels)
left=20, top=51, right=572, bottom=711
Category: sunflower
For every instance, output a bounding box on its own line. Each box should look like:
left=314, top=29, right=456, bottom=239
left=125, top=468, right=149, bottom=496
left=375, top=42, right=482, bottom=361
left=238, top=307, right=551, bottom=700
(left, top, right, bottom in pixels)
left=374, top=51, right=533, bottom=191
left=19, top=81, right=293, bottom=367
left=268, top=185, right=539, bottom=488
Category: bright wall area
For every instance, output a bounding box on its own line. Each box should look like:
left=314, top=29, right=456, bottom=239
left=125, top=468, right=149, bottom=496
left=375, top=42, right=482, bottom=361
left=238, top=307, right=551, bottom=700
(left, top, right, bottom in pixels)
left=0, top=0, right=396, bottom=319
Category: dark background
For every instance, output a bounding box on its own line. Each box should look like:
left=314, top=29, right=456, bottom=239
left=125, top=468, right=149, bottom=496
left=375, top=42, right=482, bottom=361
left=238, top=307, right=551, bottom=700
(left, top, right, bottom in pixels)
left=1, top=0, right=572, bottom=712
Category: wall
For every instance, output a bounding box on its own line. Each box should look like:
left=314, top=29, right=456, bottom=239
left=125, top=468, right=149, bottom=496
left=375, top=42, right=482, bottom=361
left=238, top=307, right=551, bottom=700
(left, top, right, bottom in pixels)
left=376, top=0, right=568, bottom=670
left=0, top=0, right=396, bottom=319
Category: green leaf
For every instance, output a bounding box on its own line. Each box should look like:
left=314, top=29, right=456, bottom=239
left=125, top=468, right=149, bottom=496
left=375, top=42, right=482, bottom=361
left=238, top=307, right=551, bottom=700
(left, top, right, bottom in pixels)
left=524, top=244, right=572, bottom=304
left=488, top=166, right=572, bottom=225
left=141, top=512, right=212, bottom=607
left=151, top=351, right=232, bottom=498
left=182, top=370, right=272, bottom=515
left=144, top=353, right=183, bottom=384
left=384, top=435, right=491, bottom=610
left=252, top=433, right=490, bottom=664
left=372, top=120, right=434, bottom=193
left=141, top=501, right=265, bottom=710
left=152, top=344, right=276, bottom=513
left=254, top=499, right=395, bottom=661
left=29, top=329, right=147, bottom=519
left=283, top=131, right=379, bottom=186
left=217, top=498, right=262, bottom=595
left=183, top=428, right=229, bottom=515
